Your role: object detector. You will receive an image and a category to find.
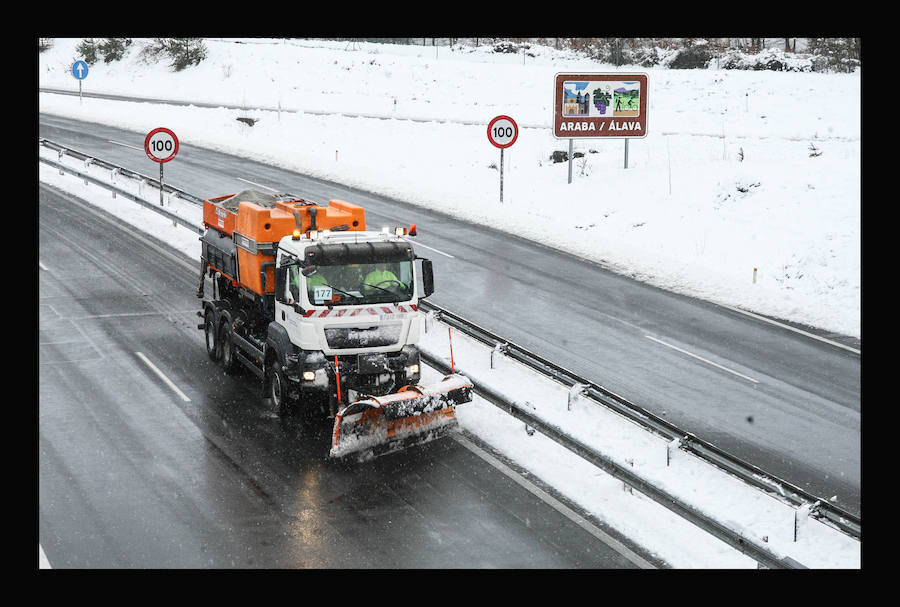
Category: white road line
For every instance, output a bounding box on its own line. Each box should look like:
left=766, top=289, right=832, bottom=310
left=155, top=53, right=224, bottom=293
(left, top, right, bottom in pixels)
left=39, top=544, right=51, bottom=569
left=107, top=140, right=143, bottom=151
left=720, top=304, right=860, bottom=355
left=645, top=335, right=759, bottom=384
left=39, top=261, right=49, bottom=271
left=411, top=240, right=455, bottom=258
left=236, top=177, right=278, bottom=191
left=135, top=351, right=192, bottom=402
left=67, top=310, right=198, bottom=321
left=452, top=433, right=656, bottom=569
left=39, top=339, right=84, bottom=347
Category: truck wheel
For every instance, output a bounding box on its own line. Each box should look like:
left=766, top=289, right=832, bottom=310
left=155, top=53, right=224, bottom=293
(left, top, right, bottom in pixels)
left=204, top=310, right=219, bottom=362
left=267, top=364, right=291, bottom=417
left=218, top=322, right=240, bottom=375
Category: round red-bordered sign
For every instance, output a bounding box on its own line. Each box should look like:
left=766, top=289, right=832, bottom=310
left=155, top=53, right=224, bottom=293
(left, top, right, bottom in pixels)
left=144, top=127, right=180, bottom=163
left=487, top=115, right=518, bottom=149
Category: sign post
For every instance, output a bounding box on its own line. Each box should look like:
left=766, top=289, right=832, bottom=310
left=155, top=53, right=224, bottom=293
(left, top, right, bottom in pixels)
left=71, top=60, right=89, bottom=103
left=144, top=127, right=180, bottom=208
left=487, top=115, right=518, bottom=203
left=552, top=73, right=648, bottom=181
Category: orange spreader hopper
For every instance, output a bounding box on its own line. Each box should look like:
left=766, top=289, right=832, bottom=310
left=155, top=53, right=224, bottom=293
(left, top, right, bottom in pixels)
left=202, top=190, right=366, bottom=296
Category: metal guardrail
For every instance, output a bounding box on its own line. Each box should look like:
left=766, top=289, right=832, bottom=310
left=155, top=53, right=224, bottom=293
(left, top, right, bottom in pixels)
left=39, top=138, right=205, bottom=207
left=39, top=137, right=858, bottom=566
left=422, top=350, right=807, bottom=569
left=419, top=301, right=861, bottom=541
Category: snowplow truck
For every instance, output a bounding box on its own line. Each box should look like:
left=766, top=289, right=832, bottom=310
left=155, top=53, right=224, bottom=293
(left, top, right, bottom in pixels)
left=197, top=190, right=472, bottom=459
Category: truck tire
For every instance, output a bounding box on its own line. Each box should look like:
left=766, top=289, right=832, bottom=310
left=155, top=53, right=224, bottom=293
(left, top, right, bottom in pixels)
left=218, top=321, right=240, bottom=375
left=204, top=309, right=219, bottom=362
left=267, top=363, right=292, bottom=417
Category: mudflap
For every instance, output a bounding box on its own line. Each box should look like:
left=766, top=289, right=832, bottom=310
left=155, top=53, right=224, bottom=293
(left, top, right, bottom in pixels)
left=329, top=374, right=474, bottom=460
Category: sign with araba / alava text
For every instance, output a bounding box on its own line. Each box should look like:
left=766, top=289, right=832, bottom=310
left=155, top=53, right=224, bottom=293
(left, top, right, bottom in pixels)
left=553, top=73, right=648, bottom=139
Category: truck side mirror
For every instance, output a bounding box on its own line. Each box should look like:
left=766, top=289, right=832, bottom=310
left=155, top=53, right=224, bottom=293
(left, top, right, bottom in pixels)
left=417, top=258, right=434, bottom=298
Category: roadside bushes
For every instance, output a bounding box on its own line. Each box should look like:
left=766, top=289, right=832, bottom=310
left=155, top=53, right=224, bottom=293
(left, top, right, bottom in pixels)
left=138, top=38, right=208, bottom=71
left=75, top=38, right=132, bottom=64
left=72, top=37, right=208, bottom=72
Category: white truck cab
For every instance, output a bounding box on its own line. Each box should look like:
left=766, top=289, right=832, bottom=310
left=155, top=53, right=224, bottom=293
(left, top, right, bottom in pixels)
left=270, top=228, right=433, bottom=403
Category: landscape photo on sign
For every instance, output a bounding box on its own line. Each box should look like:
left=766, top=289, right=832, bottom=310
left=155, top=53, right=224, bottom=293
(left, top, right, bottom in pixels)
left=562, top=80, right=641, bottom=118
left=613, top=81, right=641, bottom=117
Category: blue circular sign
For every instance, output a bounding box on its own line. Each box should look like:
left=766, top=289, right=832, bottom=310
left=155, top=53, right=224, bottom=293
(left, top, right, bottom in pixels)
left=72, top=60, right=89, bottom=80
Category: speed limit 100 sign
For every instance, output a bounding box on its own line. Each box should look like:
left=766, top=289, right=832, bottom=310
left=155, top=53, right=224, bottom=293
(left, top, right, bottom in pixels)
left=487, top=115, right=518, bottom=149
left=144, top=127, right=179, bottom=163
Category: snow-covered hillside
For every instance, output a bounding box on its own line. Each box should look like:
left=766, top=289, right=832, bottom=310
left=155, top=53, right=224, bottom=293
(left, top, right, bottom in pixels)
left=38, top=38, right=861, bottom=337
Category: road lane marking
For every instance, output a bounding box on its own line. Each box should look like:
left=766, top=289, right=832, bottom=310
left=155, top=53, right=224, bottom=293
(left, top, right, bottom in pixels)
left=720, top=304, right=860, bottom=355
left=108, top=140, right=143, bottom=151
left=411, top=240, right=455, bottom=258
left=67, top=310, right=198, bottom=321
left=453, top=433, right=656, bottom=569
left=644, top=335, right=759, bottom=384
left=39, top=544, right=51, bottom=569
left=237, top=177, right=278, bottom=191
left=135, top=351, right=191, bottom=402
left=39, top=261, right=49, bottom=271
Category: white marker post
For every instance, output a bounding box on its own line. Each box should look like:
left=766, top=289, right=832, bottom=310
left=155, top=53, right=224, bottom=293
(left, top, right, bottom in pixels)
left=487, top=115, right=518, bottom=203
left=144, top=128, right=180, bottom=208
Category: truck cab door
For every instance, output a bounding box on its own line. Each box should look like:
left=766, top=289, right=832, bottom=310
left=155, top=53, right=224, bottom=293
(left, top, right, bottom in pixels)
left=274, top=252, right=301, bottom=323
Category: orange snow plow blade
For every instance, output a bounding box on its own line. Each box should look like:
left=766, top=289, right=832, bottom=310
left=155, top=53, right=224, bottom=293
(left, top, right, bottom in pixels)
left=330, top=374, right=474, bottom=460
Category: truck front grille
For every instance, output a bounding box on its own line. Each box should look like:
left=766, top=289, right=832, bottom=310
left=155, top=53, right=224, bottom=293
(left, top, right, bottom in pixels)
left=324, top=323, right=402, bottom=349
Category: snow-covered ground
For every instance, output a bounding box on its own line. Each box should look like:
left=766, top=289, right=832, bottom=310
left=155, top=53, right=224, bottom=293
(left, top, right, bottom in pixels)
left=38, top=37, right=860, bottom=338
left=38, top=38, right=861, bottom=568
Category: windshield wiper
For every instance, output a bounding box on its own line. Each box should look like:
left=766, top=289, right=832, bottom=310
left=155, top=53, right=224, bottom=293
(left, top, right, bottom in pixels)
left=362, top=282, right=412, bottom=301
left=362, top=282, right=403, bottom=296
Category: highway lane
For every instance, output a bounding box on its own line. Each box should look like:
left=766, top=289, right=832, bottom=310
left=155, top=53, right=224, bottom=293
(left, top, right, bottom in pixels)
left=38, top=112, right=861, bottom=517
left=38, top=183, right=657, bottom=568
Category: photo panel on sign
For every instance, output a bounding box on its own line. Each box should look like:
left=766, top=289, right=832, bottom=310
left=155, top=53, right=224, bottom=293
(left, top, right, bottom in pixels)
left=562, top=80, right=642, bottom=118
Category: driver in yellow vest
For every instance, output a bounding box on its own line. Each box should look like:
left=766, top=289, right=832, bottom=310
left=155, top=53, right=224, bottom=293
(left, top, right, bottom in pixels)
left=364, top=264, right=403, bottom=290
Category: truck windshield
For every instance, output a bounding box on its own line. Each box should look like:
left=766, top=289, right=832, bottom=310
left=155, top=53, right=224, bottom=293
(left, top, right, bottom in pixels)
left=299, top=260, right=414, bottom=306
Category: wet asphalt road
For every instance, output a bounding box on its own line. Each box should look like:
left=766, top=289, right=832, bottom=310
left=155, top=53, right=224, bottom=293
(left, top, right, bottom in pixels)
left=38, top=112, right=861, bottom=518
left=39, top=183, right=657, bottom=568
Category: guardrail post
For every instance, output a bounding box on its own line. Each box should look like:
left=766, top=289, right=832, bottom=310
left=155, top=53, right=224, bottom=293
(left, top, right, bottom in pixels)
left=490, top=343, right=507, bottom=369
left=567, top=383, right=588, bottom=411
left=667, top=436, right=686, bottom=466
left=794, top=501, right=820, bottom=542
left=523, top=401, right=536, bottom=435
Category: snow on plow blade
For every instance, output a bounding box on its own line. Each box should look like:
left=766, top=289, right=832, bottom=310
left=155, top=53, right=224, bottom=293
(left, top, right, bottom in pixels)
left=330, top=374, right=474, bottom=460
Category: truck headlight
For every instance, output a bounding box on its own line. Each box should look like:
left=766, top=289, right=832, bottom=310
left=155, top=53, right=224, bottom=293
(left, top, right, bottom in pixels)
left=302, top=370, right=317, bottom=381
left=405, top=363, right=420, bottom=377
